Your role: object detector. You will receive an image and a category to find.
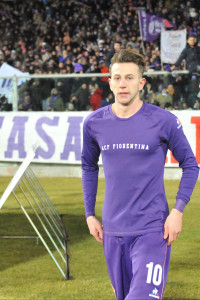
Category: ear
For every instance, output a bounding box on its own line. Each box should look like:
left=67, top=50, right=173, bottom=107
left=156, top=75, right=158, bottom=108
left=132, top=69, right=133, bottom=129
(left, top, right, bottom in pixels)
left=108, top=78, right=113, bottom=92
left=139, top=77, right=146, bottom=91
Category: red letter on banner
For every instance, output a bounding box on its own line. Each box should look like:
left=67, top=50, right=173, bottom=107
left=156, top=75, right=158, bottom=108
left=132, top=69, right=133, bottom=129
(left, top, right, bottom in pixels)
left=165, top=151, right=178, bottom=164
left=170, top=151, right=178, bottom=164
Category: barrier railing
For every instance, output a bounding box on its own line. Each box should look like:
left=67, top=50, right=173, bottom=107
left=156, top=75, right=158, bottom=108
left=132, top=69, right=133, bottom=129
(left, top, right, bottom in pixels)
left=0, top=147, right=70, bottom=279
left=0, top=70, right=191, bottom=111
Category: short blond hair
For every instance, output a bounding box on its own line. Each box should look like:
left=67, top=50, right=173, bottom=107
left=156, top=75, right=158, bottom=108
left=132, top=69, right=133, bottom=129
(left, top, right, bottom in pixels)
left=109, top=49, right=146, bottom=77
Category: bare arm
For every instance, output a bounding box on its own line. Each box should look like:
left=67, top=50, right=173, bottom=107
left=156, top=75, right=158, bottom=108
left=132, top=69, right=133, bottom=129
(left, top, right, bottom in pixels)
left=86, top=216, right=103, bottom=243
left=164, top=208, right=183, bottom=246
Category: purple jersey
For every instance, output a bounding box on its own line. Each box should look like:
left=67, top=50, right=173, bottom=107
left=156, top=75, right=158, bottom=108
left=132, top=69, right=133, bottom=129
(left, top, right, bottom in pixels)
left=81, top=102, right=199, bottom=236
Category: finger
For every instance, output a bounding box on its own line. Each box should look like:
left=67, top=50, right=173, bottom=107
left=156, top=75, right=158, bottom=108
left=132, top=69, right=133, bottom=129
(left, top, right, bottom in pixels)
left=99, top=227, right=103, bottom=240
left=96, top=236, right=103, bottom=243
left=167, top=232, right=175, bottom=246
left=172, top=232, right=179, bottom=242
left=91, top=227, right=103, bottom=243
left=168, top=230, right=181, bottom=245
left=163, top=227, right=169, bottom=240
left=94, top=231, right=103, bottom=243
left=167, top=238, right=172, bottom=246
left=96, top=227, right=103, bottom=242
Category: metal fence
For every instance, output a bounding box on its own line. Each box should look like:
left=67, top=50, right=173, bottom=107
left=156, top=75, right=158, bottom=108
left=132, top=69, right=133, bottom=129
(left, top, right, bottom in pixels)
left=0, top=147, right=69, bottom=279
left=1, top=70, right=198, bottom=111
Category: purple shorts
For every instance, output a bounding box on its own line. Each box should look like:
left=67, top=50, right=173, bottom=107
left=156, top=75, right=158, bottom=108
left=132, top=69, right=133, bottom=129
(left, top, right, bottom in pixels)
left=103, top=231, right=171, bottom=300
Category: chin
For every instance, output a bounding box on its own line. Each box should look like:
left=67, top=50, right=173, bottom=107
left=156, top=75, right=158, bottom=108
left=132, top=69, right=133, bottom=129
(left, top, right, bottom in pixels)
left=120, top=101, right=131, bottom=106
left=118, top=98, right=134, bottom=106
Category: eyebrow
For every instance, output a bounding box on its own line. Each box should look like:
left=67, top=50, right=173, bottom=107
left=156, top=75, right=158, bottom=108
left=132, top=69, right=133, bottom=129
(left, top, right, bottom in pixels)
left=113, top=74, right=134, bottom=77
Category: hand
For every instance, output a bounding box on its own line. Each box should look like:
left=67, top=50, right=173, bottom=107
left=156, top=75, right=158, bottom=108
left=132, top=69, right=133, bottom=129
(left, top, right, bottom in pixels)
left=170, top=65, right=176, bottom=71
left=86, top=216, right=103, bottom=243
left=71, top=96, right=77, bottom=102
left=164, top=208, right=182, bottom=246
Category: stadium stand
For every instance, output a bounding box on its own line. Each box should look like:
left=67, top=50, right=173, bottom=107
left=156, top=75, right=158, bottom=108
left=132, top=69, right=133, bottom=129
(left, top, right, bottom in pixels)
left=0, top=0, right=200, bottom=110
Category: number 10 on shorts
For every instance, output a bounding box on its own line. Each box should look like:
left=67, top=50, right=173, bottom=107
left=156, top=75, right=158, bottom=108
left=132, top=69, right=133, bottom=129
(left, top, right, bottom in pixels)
left=146, top=262, right=162, bottom=286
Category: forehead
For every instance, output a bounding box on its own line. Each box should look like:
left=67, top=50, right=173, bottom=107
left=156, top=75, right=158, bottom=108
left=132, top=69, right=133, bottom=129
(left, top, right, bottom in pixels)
left=111, top=62, right=139, bottom=76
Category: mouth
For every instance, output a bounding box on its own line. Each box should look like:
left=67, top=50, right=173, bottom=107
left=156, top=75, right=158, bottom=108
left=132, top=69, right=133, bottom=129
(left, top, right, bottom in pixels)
left=119, top=92, right=129, bottom=96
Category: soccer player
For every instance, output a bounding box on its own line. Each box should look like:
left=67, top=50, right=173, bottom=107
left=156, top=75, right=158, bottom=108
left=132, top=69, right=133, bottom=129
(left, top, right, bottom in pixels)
left=81, top=49, right=199, bottom=300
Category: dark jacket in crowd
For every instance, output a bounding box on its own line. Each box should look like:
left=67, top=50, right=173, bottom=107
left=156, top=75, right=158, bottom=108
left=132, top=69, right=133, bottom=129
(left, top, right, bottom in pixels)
left=175, top=43, right=200, bottom=73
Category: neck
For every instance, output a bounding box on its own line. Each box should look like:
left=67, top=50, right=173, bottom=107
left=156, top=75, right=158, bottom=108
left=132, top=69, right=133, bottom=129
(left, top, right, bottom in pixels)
left=112, top=99, right=143, bottom=118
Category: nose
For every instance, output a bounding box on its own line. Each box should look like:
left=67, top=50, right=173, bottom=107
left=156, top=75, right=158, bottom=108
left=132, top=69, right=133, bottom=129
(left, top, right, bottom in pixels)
left=119, top=78, right=127, bottom=88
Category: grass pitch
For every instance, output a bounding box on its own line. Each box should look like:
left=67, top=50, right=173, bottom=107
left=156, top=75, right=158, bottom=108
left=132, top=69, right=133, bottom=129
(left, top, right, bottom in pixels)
left=0, top=176, right=199, bottom=300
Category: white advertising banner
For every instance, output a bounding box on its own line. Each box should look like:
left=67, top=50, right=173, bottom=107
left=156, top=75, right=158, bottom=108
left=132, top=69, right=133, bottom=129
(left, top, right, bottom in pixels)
left=0, top=110, right=199, bottom=166
left=161, top=29, right=186, bottom=64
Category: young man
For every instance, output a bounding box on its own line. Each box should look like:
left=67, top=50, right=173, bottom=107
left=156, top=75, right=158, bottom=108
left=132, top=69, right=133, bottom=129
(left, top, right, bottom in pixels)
left=81, top=49, right=199, bottom=300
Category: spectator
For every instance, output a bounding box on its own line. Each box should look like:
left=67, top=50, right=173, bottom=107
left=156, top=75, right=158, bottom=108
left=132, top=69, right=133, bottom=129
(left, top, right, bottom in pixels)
left=126, top=41, right=137, bottom=50
left=66, top=102, right=76, bottom=111
left=181, top=101, right=192, bottom=110
left=99, top=61, right=110, bottom=98
left=29, top=79, right=54, bottom=110
left=55, top=77, right=72, bottom=105
left=46, top=88, right=65, bottom=111
left=99, top=61, right=109, bottom=82
left=89, top=83, right=103, bottom=111
left=28, top=79, right=44, bottom=111
left=100, top=92, right=114, bottom=107
left=73, top=63, right=83, bottom=74
left=59, top=50, right=69, bottom=64
left=63, top=32, right=71, bottom=46
left=149, top=92, right=160, bottom=106
left=105, top=41, right=122, bottom=68
left=156, top=87, right=173, bottom=109
left=70, top=83, right=90, bottom=111
left=0, top=95, right=12, bottom=111
left=171, top=35, right=200, bottom=73
left=166, top=83, right=180, bottom=107
left=142, top=82, right=155, bottom=102
left=18, top=92, right=33, bottom=111
left=80, top=57, right=90, bottom=73
left=70, top=62, right=86, bottom=96
left=0, top=51, right=4, bottom=66
left=193, top=99, right=200, bottom=110
left=186, top=73, right=199, bottom=108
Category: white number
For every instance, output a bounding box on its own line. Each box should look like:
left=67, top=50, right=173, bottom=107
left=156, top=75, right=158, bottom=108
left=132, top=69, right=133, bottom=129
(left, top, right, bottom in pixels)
left=146, top=262, right=153, bottom=284
left=146, top=262, right=162, bottom=286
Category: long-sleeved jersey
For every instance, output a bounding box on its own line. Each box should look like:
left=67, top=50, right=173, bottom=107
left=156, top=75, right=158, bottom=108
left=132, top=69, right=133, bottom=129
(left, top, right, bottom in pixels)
left=81, top=102, right=199, bottom=236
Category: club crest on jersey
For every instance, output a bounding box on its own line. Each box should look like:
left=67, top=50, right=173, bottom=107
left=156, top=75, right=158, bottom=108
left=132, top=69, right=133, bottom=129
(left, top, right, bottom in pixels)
left=149, top=287, right=160, bottom=299
left=176, top=118, right=182, bottom=129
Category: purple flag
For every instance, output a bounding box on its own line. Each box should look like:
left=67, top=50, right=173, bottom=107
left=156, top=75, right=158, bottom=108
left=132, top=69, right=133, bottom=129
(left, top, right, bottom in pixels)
left=138, top=10, right=174, bottom=42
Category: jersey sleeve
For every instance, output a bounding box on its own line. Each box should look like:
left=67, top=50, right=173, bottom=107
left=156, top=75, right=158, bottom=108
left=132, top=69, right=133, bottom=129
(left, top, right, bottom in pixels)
left=81, top=116, right=101, bottom=218
left=162, top=113, right=199, bottom=213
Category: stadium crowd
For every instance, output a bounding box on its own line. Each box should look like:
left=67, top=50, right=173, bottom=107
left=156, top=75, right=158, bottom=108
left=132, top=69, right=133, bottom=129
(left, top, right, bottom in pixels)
left=0, top=0, right=200, bottom=111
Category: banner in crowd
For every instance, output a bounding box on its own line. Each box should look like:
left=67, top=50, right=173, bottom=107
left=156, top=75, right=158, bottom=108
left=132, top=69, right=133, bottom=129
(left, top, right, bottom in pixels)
left=161, top=29, right=187, bottom=64
left=0, top=111, right=199, bottom=166
left=0, top=63, right=29, bottom=103
left=138, top=10, right=174, bottom=42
